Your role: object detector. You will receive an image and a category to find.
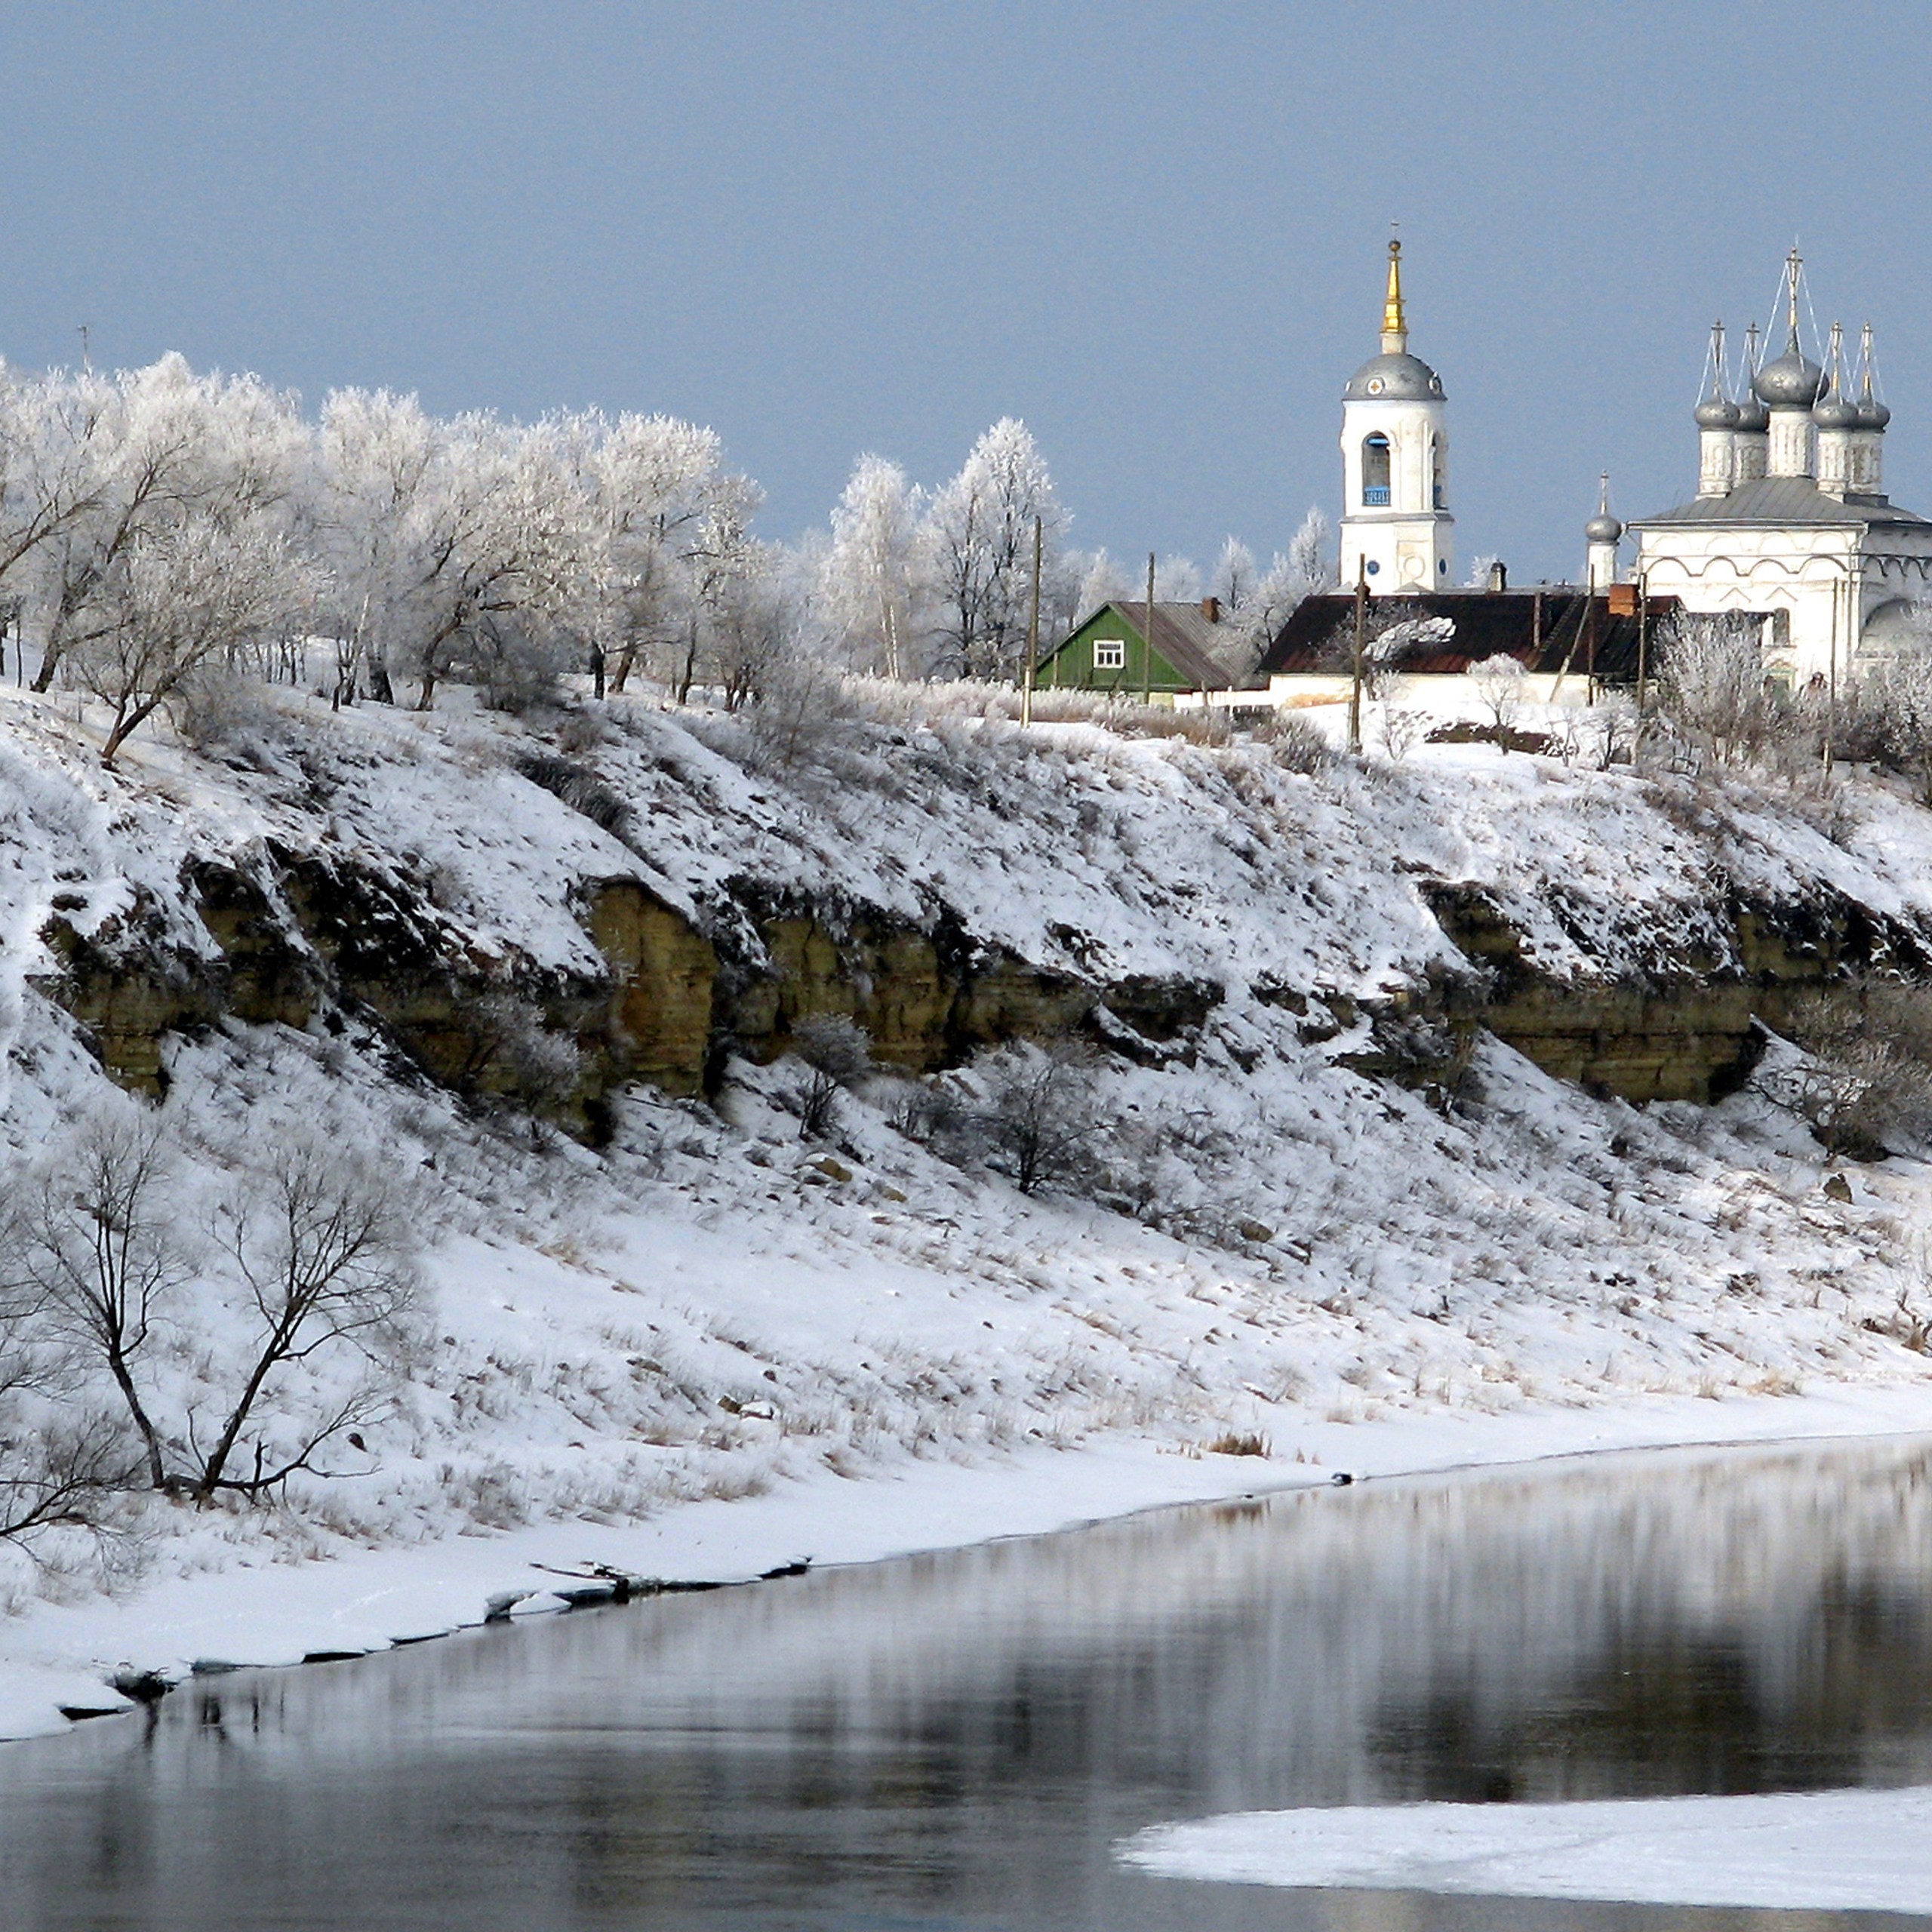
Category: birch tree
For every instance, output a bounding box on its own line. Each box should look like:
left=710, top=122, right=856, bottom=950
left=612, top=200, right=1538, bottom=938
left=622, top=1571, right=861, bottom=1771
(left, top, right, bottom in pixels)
left=821, top=454, right=922, bottom=677
left=924, top=419, right=1067, bottom=681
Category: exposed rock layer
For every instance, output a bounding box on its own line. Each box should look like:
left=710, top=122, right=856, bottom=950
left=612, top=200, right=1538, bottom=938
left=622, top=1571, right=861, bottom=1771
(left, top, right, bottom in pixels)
left=33, top=841, right=1927, bottom=1120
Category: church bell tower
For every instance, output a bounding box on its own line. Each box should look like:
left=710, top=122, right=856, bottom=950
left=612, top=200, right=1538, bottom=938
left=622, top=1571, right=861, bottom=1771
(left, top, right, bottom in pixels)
left=1338, top=239, right=1454, bottom=593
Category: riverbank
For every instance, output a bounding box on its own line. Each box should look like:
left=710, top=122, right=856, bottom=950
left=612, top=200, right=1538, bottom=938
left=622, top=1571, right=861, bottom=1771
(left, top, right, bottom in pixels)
left=6, top=1377, right=1929, bottom=1743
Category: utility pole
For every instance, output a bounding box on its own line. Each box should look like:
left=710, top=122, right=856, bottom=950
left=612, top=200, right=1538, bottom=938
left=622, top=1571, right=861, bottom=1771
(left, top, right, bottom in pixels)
left=1635, top=575, right=1651, bottom=721
left=1143, top=551, right=1155, bottom=704
left=1348, top=559, right=1368, bottom=755
left=77, top=324, right=90, bottom=373
left=1021, top=515, right=1041, bottom=726
left=1824, top=575, right=1841, bottom=783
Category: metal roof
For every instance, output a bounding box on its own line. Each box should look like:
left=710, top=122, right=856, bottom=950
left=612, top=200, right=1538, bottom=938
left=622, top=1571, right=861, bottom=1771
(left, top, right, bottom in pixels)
left=1259, top=588, right=1698, bottom=682
left=1631, top=477, right=1931, bottom=531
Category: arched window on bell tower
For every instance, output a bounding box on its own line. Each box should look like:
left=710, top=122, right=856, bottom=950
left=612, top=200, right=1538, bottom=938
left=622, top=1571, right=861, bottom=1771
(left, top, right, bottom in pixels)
left=1361, top=433, right=1392, bottom=506
left=1431, top=438, right=1445, bottom=509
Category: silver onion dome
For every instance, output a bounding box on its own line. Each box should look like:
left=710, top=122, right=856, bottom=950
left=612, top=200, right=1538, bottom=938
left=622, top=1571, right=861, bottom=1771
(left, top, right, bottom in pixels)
left=1585, top=511, right=1623, bottom=544
left=1694, top=396, right=1740, bottom=429
left=1734, top=391, right=1770, bottom=432
left=1343, top=352, right=1445, bottom=402
left=1813, top=392, right=1860, bottom=430
left=1860, top=397, right=1892, bottom=431
left=1754, top=348, right=1828, bottom=409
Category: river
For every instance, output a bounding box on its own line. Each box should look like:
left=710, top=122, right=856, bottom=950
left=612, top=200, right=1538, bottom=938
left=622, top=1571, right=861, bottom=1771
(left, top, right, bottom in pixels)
left=4, top=1437, right=1931, bottom=1929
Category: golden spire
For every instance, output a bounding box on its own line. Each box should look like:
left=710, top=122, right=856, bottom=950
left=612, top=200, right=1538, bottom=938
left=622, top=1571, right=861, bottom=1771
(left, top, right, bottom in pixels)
left=1381, top=237, right=1407, bottom=353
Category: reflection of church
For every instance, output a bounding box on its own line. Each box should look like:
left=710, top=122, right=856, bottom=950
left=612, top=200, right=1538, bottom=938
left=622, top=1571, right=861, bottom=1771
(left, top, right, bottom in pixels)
left=1629, top=249, right=1932, bottom=684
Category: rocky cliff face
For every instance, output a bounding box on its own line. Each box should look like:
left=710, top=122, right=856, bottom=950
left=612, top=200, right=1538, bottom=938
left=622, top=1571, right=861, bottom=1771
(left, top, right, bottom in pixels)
left=33, top=854, right=1223, bottom=1124
left=33, top=825, right=1930, bottom=1128
left=18, top=697, right=1932, bottom=1129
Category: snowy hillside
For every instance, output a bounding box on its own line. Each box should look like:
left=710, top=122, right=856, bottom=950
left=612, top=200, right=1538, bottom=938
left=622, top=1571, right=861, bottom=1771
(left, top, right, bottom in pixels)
left=5, top=674, right=1932, bottom=1728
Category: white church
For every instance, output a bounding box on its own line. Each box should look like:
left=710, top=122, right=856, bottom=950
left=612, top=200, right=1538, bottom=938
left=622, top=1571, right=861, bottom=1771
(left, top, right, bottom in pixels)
left=1173, top=240, right=1932, bottom=706
left=1335, top=240, right=1454, bottom=592
left=1626, top=248, right=1932, bottom=685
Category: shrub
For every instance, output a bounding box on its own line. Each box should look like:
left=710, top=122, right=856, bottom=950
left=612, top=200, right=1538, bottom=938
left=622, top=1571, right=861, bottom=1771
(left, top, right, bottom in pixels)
left=968, top=1038, right=1106, bottom=1195
left=1250, top=709, right=1333, bottom=773
left=787, top=1015, right=873, bottom=1140
left=1466, top=654, right=1527, bottom=731
left=1765, top=977, right=1932, bottom=1155
left=1654, top=614, right=1798, bottom=768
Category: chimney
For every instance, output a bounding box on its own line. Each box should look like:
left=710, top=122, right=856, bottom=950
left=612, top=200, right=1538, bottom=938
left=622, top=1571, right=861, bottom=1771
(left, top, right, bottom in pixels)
left=1201, top=595, right=1222, bottom=623
left=1487, top=561, right=1508, bottom=593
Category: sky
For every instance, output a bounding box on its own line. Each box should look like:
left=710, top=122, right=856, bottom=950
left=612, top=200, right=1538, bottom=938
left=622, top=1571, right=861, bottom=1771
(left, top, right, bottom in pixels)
left=4, top=1, right=1930, bottom=586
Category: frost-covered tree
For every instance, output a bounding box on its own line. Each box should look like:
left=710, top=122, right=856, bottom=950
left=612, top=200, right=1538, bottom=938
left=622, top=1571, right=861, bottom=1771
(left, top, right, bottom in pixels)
left=73, top=511, right=312, bottom=764
left=1657, top=614, right=1789, bottom=767
left=391, top=414, right=593, bottom=712
left=923, top=418, right=1067, bottom=681
left=1210, top=537, right=1259, bottom=611
left=1223, top=507, right=1335, bottom=681
left=315, top=388, right=439, bottom=704
left=1287, top=506, right=1333, bottom=593
left=1154, top=553, right=1202, bottom=601
left=0, top=369, right=116, bottom=659
left=820, top=454, right=923, bottom=678
left=1074, top=547, right=1135, bottom=620
left=1466, top=653, right=1527, bottom=731
left=27, top=355, right=306, bottom=699
left=584, top=414, right=754, bottom=697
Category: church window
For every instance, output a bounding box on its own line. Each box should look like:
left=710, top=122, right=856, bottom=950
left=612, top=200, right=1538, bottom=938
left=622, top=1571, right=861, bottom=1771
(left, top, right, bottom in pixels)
left=1365, top=559, right=1381, bottom=577
left=1432, top=441, right=1445, bottom=509
left=1361, top=434, right=1392, bottom=506
left=1093, top=638, right=1125, bottom=669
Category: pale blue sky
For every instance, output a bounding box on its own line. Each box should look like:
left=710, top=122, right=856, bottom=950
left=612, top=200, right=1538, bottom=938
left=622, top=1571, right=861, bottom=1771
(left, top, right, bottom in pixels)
left=3, top=2, right=1927, bottom=583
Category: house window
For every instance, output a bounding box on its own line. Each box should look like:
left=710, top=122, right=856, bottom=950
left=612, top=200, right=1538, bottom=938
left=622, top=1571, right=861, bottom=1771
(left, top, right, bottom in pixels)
left=1094, top=638, right=1125, bottom=669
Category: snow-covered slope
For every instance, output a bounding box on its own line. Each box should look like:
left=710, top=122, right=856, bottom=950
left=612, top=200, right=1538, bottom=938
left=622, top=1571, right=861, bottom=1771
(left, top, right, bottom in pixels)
left=4, top=678, right=1932, bottom=1735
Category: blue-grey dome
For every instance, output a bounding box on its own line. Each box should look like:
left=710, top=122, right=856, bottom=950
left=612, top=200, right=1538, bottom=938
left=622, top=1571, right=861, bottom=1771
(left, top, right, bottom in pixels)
left=1813, top=392, right=1860, bottom=431
left=1343, top=352, right=1444, bottom=402
left=1734, top=392, right=1770, bottom=432
left=1860, top=397, right=1893, bottom=431
left=1694, top=396, right=1740, bottom=429
left=1585, top=512, right=1623, bottom=544
left=1755, top=349, right=1828, bottom=408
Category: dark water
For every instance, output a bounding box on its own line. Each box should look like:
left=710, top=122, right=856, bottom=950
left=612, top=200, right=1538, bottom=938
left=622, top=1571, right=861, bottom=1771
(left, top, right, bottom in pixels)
left=5, top=1439, right=1932, bottom=1930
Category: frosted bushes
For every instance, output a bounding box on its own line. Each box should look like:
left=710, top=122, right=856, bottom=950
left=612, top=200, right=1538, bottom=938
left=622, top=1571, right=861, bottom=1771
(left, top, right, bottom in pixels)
left=1763, top=978, right=1932, bottom=1157
left=786, top=1016, right=873, bottom=1140
left=1248, top=710, right=1332, bottom=774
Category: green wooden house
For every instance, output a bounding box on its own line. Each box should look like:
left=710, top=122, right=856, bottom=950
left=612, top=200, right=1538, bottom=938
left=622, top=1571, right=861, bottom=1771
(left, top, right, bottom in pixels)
left=1035, top=598, right=1241, bottom=699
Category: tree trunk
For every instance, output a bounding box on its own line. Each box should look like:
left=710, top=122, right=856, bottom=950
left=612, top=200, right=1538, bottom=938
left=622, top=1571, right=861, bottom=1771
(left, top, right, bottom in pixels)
left=105, top=1345, right=168, bottom=1491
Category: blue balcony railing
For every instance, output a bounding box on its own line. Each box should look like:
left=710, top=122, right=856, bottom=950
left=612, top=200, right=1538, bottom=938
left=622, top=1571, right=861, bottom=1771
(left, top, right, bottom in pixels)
left=1362, top=485, right=1390, bottom=506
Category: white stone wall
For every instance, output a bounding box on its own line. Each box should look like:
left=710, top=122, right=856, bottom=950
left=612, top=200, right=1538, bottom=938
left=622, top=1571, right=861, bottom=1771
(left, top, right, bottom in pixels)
left=1338, top=395, right=1454, bottom=592
left=1698, top=430, right=1735, bottom=499
left=1767, top=408, right=1815, bottom=479
left=1635, top=522, right=1932, bottom=683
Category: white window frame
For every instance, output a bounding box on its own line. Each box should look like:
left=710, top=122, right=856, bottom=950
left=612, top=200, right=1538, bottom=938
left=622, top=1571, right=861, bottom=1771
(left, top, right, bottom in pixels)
left=1093, top=638, right=1125, bottom=670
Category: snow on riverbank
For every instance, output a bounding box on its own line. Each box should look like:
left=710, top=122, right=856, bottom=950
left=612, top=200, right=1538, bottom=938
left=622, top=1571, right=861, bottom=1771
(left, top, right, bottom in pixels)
left=8, top=680, right=1932, bottom=1746
left=1120, top=1784, right=1932, bottom=1914
left=5, top=1382, right=1930, bottom=1743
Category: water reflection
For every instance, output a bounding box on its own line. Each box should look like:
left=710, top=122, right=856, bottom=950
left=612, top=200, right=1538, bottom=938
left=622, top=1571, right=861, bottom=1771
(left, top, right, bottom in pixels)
left=2, top=1439, right=1931, bottom=1929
